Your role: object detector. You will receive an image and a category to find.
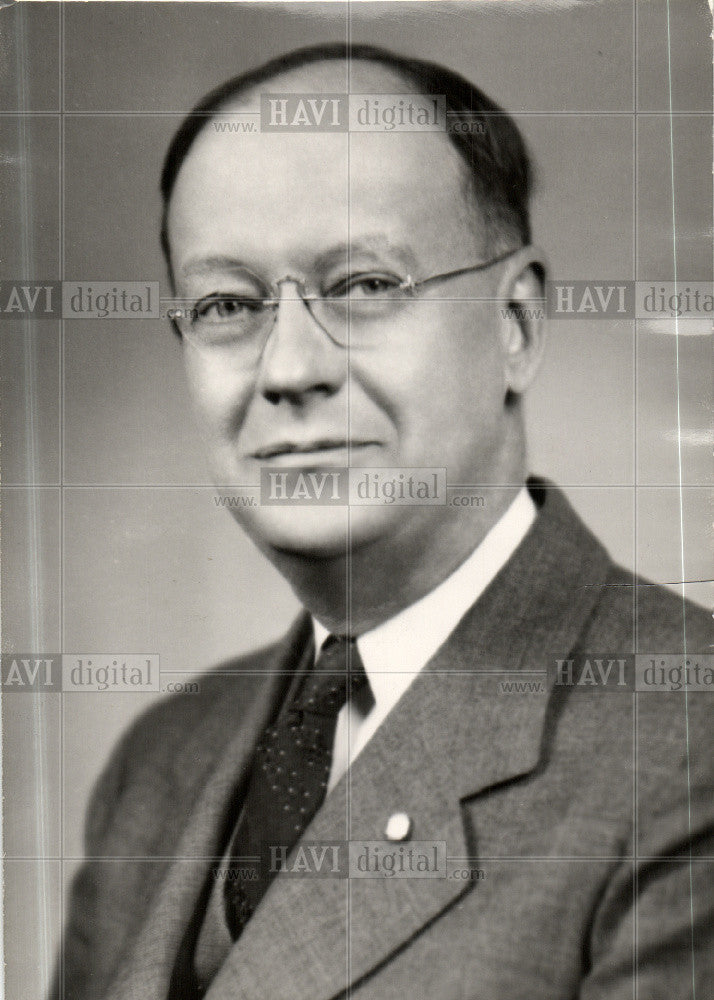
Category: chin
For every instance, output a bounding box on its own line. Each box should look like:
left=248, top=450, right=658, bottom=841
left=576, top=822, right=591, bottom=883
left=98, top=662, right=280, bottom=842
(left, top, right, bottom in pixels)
left=235, top=505, right=402, bottom=560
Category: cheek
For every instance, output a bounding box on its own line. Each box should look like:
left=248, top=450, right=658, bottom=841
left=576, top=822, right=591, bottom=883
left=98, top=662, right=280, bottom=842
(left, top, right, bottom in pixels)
left=183, top=350, right=253, bottom=437
left=383, top=325, right=502, bottom=432
left=440, top=318, right=505, bottom=411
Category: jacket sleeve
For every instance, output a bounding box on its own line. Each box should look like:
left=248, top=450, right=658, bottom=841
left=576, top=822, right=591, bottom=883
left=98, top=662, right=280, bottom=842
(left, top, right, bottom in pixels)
left=579, top=701, right=714, bottom=1000
left=49, top=732, right=133, bottom=1000
left=46, top=659, right=274, bottom=1000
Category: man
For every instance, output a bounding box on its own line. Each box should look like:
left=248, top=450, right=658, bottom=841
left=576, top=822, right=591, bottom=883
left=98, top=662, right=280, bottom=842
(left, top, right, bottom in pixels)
left=55, top=44, right=712, bottom=999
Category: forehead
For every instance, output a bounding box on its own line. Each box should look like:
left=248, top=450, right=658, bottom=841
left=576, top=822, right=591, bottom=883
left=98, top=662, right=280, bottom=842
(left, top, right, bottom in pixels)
left=168, top=59, right=478, bottom=275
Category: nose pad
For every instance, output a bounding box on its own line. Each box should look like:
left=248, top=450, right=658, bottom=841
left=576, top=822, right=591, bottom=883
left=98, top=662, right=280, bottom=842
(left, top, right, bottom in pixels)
left=274, top=276, right=305, bottom=301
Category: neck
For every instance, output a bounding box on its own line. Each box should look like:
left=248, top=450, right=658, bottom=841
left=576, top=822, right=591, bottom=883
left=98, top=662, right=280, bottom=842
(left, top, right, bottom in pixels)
left=265, top=435, right=528, bottom=636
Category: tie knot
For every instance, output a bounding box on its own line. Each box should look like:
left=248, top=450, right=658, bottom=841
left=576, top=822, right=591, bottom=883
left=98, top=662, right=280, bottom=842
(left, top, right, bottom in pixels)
left=294, top=636, right=368, bottom=716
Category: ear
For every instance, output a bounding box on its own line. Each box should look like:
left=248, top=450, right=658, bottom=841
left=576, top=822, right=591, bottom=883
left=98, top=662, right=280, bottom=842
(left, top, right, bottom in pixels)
left=495, top=246, right=547, bottom=396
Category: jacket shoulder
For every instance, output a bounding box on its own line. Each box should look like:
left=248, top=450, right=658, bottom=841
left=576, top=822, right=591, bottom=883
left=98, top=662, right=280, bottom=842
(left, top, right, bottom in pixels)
left=591, top=562, right=712, bottom=651
left=84, top=638, right=289, bottom=854
left=567, top=562, right=713, bottom=826
left=121, top=642, right=281, bottom=763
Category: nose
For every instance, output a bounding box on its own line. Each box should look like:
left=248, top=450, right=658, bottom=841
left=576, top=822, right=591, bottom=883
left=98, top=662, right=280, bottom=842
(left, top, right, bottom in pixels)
left=257, top=280, right=346, bottom=406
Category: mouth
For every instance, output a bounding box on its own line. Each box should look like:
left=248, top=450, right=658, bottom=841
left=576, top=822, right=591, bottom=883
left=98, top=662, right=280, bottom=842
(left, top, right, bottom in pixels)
left=252, top=439, right=379, bottom=460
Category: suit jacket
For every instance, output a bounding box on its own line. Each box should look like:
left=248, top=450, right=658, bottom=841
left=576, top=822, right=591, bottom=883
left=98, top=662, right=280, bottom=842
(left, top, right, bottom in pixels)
left=54, top=481, right=713, bottom=1000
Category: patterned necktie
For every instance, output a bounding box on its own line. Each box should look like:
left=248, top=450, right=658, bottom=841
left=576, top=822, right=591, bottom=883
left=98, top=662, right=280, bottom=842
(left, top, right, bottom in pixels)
left=224, top=635, right=368, bottom=940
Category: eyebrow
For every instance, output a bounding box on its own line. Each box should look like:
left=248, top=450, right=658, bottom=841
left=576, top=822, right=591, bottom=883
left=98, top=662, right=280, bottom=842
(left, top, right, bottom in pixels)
left=179, top=237, right=418, bottom=281
left=180, top=256, right=254, bottom=279
left=312, top=238, right=418, bottom=273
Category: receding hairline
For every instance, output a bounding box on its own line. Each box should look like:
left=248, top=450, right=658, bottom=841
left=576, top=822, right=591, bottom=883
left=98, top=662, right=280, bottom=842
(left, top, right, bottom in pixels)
left=170, top=58, right=479, bottom=243
left=208, top=54, right=425, bottom=113
left=160, top=43, right=533, bottom=281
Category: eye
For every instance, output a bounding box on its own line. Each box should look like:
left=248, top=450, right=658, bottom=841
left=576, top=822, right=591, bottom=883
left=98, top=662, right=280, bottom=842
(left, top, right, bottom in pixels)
left=193, top=293, right=265, bottom=323
left=326, top=272, right=403, bottom=300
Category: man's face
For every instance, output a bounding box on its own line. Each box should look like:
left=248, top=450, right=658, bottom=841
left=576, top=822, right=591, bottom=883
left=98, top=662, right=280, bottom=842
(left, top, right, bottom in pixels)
left=168, top=63, right=515, bottom=559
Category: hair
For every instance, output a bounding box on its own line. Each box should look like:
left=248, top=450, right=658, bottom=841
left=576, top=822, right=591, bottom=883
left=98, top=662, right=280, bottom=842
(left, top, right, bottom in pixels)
left=159, top=43, right=534, bottom=282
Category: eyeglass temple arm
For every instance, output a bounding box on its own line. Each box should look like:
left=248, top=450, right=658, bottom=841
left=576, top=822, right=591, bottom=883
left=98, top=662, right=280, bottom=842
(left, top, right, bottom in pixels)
left=400, top=247, right=522, bottom=293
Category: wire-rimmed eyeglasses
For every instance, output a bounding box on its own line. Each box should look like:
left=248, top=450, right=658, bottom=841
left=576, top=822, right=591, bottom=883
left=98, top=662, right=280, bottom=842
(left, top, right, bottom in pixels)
left=168, top=246, right=521, bottom=352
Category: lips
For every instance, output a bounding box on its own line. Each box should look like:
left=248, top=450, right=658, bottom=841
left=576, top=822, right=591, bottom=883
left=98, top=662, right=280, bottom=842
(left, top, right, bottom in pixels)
left=252, top=439, right=378, bottom=460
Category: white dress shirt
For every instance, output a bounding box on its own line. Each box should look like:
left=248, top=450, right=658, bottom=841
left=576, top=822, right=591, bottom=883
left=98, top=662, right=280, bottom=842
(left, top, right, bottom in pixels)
left=314, top=485, right=537, bottom=791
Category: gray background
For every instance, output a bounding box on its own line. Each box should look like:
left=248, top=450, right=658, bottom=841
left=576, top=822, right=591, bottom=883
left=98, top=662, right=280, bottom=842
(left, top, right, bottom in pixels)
left=1, top=1, right=712, bottom=996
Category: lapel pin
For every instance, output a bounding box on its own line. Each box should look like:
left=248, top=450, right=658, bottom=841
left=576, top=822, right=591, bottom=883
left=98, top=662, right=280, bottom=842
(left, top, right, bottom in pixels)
left=384, top=812, right=412, bottom=842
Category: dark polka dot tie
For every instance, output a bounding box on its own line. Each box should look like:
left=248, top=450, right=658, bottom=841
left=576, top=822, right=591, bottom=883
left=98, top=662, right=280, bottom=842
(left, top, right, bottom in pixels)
left=223, top=635, right=368, bottom=940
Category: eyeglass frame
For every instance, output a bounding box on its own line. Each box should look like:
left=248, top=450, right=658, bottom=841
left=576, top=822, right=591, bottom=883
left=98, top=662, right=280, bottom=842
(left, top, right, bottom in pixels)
left=168, top=245, right=523, bottom=348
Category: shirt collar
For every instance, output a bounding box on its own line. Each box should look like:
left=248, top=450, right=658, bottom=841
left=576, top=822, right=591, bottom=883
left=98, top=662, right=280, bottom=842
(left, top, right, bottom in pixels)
left=313, top=485, right=536, bottom=713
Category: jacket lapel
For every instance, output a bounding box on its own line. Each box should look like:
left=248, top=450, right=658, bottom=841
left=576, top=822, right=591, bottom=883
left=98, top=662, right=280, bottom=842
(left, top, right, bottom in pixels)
left=206, top=483, right=612, bottom=1000
left=104, top=616, right=314, bottom=1000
